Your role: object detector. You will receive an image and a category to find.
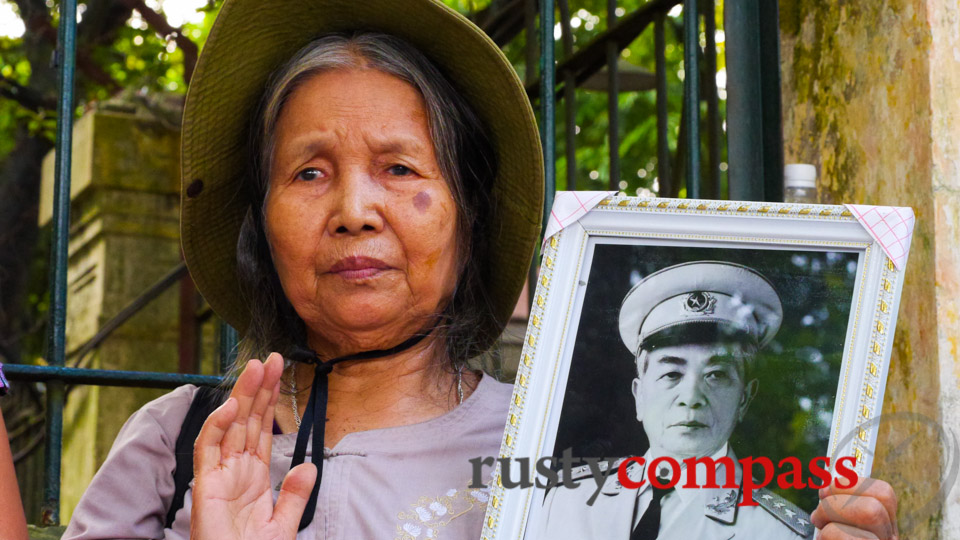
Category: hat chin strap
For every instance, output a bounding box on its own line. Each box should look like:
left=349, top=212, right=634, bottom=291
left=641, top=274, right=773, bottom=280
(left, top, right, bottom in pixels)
left=287, top=326, right=436, bottom=531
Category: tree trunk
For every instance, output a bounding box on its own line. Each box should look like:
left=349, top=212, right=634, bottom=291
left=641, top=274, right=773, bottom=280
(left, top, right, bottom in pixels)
left=0, top=129, right=53, bottom=364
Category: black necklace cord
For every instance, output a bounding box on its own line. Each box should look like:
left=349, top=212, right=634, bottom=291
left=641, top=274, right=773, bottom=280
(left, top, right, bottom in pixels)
left=288, top=329, right=435, bottom=530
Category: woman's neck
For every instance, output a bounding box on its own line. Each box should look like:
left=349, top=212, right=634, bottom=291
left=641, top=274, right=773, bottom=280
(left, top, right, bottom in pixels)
left=276, top=336, right=479, bottom=446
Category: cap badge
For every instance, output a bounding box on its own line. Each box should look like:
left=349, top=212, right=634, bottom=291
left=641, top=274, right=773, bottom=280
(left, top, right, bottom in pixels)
left=684, top=291, right=716, bottom=314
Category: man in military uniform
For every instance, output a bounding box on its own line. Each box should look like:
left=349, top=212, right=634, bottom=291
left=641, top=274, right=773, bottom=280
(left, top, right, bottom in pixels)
left=540, top=261, right=814, bottom=539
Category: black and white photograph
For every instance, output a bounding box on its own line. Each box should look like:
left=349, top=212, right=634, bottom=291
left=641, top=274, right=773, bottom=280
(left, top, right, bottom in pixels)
left=538, top=243, right=861, bottom=540
left=483, top=198, right=912, bottom=540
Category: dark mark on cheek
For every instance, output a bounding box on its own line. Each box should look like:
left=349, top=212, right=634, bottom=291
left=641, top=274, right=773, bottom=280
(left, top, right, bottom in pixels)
left=413, top=191, right=431, bottom=213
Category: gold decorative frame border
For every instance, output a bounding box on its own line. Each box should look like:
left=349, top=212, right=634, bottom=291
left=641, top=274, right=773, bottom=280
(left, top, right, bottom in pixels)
left=846, top=257, right=900, bottom=466
left=481, top=196, right=905, bottom=540
left=482, top=229, right=567, bottom=537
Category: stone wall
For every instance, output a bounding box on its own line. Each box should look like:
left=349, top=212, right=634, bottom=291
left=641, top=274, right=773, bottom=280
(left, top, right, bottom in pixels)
left=779, top=1, right=960, bottom=537
left=39, top=104, right=188, bottom=520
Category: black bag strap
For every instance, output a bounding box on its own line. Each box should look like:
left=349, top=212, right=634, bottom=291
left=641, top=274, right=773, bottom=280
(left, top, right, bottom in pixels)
left=165, top=385, right=223, bottom=529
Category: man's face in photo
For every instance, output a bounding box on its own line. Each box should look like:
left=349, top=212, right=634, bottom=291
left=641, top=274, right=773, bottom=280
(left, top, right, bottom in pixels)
left=632, top=341, right=758, bottom=459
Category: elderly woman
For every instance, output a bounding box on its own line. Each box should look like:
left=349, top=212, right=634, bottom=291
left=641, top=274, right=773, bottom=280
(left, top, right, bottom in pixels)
left=63, top=1, right=899, bottom=539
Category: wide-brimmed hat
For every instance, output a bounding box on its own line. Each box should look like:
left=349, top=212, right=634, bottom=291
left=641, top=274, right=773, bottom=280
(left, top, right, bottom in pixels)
left=180, top=0, right=544, bottom=352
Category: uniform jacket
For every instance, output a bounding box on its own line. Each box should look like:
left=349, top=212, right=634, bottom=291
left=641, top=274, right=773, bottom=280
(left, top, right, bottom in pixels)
left=539, top=447, right=814, bottom=540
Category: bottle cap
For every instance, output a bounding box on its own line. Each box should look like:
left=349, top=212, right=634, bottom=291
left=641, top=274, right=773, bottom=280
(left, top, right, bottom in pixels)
left=784, top=164, right=817, bottom=188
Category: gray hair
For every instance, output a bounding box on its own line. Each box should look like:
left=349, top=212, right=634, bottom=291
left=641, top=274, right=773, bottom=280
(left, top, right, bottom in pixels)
left=235, top=32, right=498, bottom=373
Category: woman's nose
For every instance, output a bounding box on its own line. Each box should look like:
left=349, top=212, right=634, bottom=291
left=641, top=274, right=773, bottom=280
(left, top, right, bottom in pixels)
left=326, top=168, right=385, bottom=235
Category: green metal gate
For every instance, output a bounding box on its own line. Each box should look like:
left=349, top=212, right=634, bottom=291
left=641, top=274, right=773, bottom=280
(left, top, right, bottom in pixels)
left=4, top=0, right=782, bottom=528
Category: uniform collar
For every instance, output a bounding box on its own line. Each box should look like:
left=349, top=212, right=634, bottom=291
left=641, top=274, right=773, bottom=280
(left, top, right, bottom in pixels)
left=621, top=445, right=741, bottom=525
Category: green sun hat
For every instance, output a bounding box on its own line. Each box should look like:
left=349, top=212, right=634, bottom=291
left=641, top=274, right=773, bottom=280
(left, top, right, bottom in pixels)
left=180, top=0, right=543, bottom=352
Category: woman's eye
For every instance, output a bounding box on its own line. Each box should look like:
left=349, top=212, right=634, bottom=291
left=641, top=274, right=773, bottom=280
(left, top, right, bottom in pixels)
left=387, top=164, right=413, bottom=176
left=296, top=168, right=323, bottom=182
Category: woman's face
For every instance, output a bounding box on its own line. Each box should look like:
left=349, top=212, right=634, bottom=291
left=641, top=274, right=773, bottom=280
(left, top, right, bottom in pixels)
left=265, top=68, right=460, bottom=355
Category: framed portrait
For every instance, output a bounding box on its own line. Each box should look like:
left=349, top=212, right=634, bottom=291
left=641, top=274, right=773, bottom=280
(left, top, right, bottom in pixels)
left=481, top=196, right=913, bottom=540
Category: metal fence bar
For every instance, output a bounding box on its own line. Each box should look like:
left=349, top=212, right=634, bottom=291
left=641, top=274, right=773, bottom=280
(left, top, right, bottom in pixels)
left=703, top=0, right=721, bottom=199
left=724, top=0, right=763, bottom=201
left=654, top=13, right=671, bottom=197
left=41, top=0, right=78, bottom=525
left=218, top=321, right=239, bottom=374
left=558, top=0, right=577, bottom=191
left=524, top=0, right=538, bottom=84
left=682, top=0, right=700, bottom=199
left=523, top=0, right=679, bottom=102
left=540, top=0, right=556, bottom=225
left=758, top=0, right=784, bottom=202
left=4, top=365, right=223, bottom=389
left=606, top=0, right=620, bottom=190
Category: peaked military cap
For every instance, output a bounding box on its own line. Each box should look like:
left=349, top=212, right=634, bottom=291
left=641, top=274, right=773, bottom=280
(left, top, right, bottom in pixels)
left=618, top=261, right=783, bottom=355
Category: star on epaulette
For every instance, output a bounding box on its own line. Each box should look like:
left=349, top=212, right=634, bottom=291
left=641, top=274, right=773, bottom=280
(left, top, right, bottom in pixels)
left=754, top=488, right=814, bottom=538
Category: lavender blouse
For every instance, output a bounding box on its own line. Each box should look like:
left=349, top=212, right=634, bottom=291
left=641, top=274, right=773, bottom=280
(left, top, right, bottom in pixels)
left=62, top=374, right=512, bottom=540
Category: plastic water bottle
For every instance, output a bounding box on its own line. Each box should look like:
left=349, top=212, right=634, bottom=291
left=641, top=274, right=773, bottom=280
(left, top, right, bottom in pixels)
left=784, top=164, right=818, bottom=203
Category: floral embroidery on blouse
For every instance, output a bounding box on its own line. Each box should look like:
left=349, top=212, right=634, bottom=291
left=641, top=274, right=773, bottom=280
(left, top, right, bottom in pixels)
left=395, top=483, right=490, bottom=539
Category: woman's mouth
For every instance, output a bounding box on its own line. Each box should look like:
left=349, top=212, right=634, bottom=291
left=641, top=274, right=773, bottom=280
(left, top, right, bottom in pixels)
left=328, top=256, right=392, bottom=280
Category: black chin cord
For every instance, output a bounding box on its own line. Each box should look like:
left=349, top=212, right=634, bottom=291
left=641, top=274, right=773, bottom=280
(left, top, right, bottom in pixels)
left=288, top=330, right=433, bottom=531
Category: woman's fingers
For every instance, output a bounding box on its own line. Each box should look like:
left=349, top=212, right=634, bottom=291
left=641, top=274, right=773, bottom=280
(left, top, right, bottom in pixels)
left=817, top=522, right=881, bottom=540
left=221, top=359, right=264, bottom=456
left=258, top=375, right=281, bottom=461
left=194, top=397, right=237, bottom=475
left=245, top=354, right=284, bottom=453
left=273, top=463, right=317, bottom=538
left=819, top=478, right=898, bottom=528
left=812, top=493, right=897, bottom=540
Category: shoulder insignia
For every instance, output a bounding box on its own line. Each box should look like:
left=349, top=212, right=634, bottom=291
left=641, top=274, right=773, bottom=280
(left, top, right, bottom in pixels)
left=754, top=488, right=814, bottom=538
left=704, top=487, right=739, bottom=524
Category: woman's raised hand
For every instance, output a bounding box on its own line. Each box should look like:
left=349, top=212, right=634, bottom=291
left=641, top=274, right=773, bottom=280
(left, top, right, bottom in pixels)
left=191, top=353, right=317, bottom=540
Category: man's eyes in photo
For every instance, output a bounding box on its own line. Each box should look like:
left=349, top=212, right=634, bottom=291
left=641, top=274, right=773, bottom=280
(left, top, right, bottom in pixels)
left=657, top=369, right=684, bottom=383
left=704, top=368, right=733, bottom=383
left=704, top=357, right=742, bottom=384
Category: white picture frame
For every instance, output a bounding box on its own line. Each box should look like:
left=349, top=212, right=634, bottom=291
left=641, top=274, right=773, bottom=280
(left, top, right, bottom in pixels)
left=481, top=196, right=911, bottom=540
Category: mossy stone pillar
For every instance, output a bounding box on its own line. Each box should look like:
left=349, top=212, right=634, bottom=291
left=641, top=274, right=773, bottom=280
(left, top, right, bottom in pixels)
left=39, top=103, right=184, bottom=520
left=780, top=1, right=960, bottom=537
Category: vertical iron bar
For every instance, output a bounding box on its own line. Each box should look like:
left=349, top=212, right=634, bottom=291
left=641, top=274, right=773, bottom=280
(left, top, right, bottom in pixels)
left=524, top=0, right=538, bottom=84
left=606, top=0, right=620, bottom=191
left=42, top=0, right=78, bottom=526
left=529, top=0, right=555, bottom=310
left=725, top=0, right=764, bottom=201
left=682, top=0, right=700, bottom=199
left=558, top=0, right=576, bottom=191
left=540, top=0, right=556, bottom=225
left=218, top=321, right=238, bottom=374
left=654, top=13, right=671, bottom=197
left=703, top=0, right=721, bottom=199
left=759, top=0, right=784, bottom=202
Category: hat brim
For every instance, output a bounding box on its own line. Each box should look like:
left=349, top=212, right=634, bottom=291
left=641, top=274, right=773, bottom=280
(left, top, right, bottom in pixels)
left=180, top=0, right=543, bottom=352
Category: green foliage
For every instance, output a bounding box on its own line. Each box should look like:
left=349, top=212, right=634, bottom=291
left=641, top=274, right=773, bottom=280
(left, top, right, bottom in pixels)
left=441, top=0, right=728, bottom=196
left=3, top=0, right=725, bottom=196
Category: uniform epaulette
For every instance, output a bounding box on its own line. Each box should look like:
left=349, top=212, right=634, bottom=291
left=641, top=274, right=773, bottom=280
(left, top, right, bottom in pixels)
left=555, top=457, right=627, bottom=484
left=754, top=488, right=815, bottom=538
